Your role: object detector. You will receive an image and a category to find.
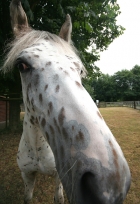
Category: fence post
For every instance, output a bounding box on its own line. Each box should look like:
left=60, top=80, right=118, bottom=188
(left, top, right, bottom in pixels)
left=134, top=101, right=136, bottom=109
left=5, top=95, right=8, bottom=128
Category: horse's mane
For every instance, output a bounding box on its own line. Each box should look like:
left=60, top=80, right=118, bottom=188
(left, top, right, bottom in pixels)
left=2, top=29, right=87, bottom=78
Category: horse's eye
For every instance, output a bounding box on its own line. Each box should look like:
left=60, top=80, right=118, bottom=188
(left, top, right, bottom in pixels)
left=18, top=63, right=30, bottom=73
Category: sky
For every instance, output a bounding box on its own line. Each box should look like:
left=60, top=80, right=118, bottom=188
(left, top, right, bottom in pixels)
left=95, top=0, right=140, bottom=75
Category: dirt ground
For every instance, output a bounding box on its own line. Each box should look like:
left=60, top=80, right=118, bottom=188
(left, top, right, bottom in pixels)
left=0, top=107, right=139, bottom=203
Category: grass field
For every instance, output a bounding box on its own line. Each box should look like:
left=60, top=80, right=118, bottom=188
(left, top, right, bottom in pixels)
left=100, top=107, right=140, bottom=204
left=0, top=107, right=140, bottom=204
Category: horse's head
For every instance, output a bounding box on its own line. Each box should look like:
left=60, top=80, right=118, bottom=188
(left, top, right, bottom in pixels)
left=3, top=1, right=131, bottom=203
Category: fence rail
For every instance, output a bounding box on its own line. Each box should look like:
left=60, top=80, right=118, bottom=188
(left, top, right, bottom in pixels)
left=99, top=101, right=140, bottom=109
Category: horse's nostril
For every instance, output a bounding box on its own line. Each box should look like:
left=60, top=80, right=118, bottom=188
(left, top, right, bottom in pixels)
left=80, top=172, right=102, bottom=204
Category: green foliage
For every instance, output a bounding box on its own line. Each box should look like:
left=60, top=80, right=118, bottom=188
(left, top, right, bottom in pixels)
left=92, top=73, right=117, bottom=101
left=131, top=65, right=140, bottom=100
left=113, top=70, right=133, bottom=101
left=92, top=65, right=140, bottom=101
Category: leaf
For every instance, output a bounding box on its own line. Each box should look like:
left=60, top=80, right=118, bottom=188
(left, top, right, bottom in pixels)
left=85, top=22, right=93, bottom=32
left=73, top=21, right=80, bottom=29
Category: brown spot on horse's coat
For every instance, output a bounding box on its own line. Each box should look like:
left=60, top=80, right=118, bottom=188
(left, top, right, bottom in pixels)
left=62, top=127, right=68, bottom=141
left=109, top=140, right=120, bottom=181
left=113, top=149, right=119, bottom=170
left=27, top=93, right=30, bottom=104
left=45, top=131, right=50, bottom=143
left=65, top=55, right=72, bottom=60
left=34, top=54, right=39, bottom=58
left=64, top=70, right=69, bottom=75
left=46, top=62, right=51, bottom=66
left=27, top=107, right=30, bottom=112
left=41, top=68, right=44, bottom=71
left=109, top=141, right=119, bottom=168
left=49, top=125, right=55, bottom=136
left=41, top=118, right=46, bottom=127
left=73, top=62, right=80, bottom=68
left=72, top=126, right=75, bottom=130
left=38, top=147, right=41, bottom=151
left=55, top=85, right=60, bottom=93
left=76, top=131, right=84, bottom=142
left=58, top=107, right=65, bottom=126
left=44, top=84, right=48, bottom=91
left=39, top=94, right=43, bottom=103
left=53, top=118, right=61, bottom=134
left=31, top=115, right=34, bottom=120
left=36, top=48, right=42, bottom=51
left=70, top=67, right=75, bottom=71
left=35, top=117, right=39, bottom=124
left=30, top=117, right=34, bottom=125
left=97, top=111, right=103, bottom=119
left=48, top=102, right=53, bottom=113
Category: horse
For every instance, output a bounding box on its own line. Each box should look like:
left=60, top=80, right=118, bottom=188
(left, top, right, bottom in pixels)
left=2, top=0, right=131, bottom=203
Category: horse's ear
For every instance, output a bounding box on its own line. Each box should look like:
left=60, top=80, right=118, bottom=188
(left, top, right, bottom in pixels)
left=10, top=0, right=29, bottom=36
left=59, top=14, right=72, bottom=44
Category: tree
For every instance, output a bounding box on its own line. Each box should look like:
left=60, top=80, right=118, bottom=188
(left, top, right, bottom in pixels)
left=92, top=74, right=117, bottom=102
left=92, top=65, right=140, bottom=102
left=131, top=65, right=140, bottom=100
left=112, top=70, right=133, bottom=101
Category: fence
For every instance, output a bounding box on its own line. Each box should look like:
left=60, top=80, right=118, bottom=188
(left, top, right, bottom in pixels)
left=0, top=96, right=9, bottom=127
left=99, top=101, right=140, bottom=109
left=0, top=95, right=140, bottom=130
left=0, top=96, right=23, bottom=130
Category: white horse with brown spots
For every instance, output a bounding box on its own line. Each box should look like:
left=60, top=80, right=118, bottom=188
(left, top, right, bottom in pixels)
left=3, top=0, right=131, bottom=203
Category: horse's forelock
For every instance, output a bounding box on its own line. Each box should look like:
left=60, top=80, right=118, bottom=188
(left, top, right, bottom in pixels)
left=2, top=29, right=87, bottom=78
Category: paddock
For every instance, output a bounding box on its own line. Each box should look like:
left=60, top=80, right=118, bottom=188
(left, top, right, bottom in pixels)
left=0, top=107, right=139, bottom=204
